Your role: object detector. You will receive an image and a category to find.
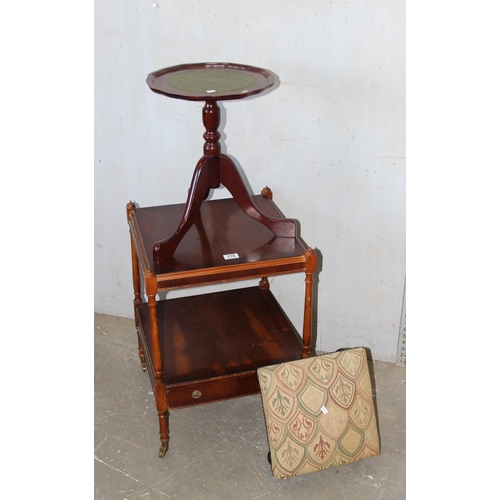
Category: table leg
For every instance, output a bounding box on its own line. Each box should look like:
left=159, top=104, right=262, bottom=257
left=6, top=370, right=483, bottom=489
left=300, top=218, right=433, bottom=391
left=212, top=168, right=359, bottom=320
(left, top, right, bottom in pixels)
left=145, top=271, right=170, bottom=457
left=301, top=248, right=317, bottom=358
left=153, top=155, right=214, bottom=267
left=127, top=202, right=147, bottom=371
left=220, top=154, right=296, bottom=238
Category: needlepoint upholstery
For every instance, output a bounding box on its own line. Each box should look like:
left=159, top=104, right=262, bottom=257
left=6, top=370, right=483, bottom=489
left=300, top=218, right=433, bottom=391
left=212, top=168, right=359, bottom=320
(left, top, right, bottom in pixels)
left=257, top=348, right=380, bottom=478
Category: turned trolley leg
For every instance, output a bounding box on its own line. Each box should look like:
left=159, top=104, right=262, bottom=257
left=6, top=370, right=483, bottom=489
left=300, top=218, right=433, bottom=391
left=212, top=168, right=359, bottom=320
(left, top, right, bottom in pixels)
left=301, top=248, right=317, bottom=359
left=127, top=202, right=147, bottom=371
left=156, top=385, right=169, bottom=458
left=145, top=270, right=170, bottom=457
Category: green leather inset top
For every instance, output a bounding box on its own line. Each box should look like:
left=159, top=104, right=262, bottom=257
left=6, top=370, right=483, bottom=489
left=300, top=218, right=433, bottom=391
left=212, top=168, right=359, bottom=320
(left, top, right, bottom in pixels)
left=166, top=69, right=257, bottom=94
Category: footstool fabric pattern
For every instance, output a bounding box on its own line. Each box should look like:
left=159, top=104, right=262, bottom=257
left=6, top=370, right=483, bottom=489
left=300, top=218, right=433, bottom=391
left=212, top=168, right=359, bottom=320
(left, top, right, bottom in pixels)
left=257, top=348, right=380, bottom=478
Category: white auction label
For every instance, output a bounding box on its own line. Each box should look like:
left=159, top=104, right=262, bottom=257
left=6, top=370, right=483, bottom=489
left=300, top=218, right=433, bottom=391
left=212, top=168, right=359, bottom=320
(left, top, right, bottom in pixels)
left=320, top=405, right=329, bottom=414
left=223, top=253, right=240, bottom=260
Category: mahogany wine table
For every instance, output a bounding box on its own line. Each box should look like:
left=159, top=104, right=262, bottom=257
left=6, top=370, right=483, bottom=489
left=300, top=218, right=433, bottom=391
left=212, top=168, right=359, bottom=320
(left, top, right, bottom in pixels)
left=127, top=63, right=317, bottom=457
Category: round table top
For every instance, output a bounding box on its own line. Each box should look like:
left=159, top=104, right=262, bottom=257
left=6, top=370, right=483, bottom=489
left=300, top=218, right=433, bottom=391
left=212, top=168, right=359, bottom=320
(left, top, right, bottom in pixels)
left=146, top=63, right=276, bottom=101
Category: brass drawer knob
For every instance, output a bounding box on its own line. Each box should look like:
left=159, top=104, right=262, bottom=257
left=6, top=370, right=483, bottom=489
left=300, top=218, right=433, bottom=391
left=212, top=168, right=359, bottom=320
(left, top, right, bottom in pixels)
left=192, top=390, right=202, bottom=399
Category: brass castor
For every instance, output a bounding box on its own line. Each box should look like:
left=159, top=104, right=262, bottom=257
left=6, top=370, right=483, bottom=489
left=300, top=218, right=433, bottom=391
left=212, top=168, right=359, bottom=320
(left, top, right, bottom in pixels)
left=140, top=358, right=147, bottom=372
left=158, top=441, right=169, bottom=458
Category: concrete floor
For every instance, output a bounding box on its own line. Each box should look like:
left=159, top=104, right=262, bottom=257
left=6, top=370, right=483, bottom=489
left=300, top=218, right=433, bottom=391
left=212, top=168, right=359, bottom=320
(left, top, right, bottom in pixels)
left=95, top=313, right=405, bottom=500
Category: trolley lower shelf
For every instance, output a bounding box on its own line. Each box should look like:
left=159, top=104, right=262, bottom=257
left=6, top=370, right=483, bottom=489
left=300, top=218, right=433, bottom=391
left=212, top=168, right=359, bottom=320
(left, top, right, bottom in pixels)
left=136, top=286, right=303, bottom=409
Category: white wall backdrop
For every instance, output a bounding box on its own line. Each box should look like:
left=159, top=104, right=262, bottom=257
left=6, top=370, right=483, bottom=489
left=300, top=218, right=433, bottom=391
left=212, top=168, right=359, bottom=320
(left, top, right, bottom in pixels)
left=95, top=0, right=405, bottom=362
